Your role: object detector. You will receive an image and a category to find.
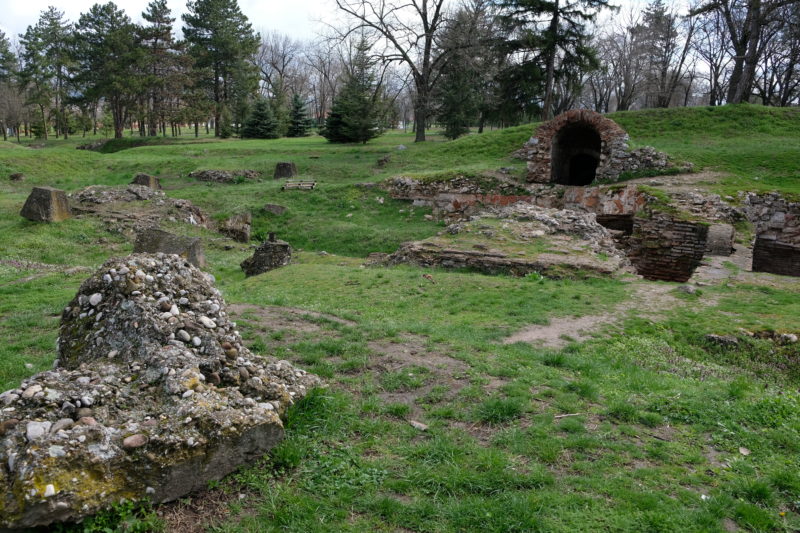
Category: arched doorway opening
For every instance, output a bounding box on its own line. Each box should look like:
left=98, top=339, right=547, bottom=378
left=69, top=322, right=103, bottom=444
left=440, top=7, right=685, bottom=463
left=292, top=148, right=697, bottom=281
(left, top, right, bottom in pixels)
left=550, top=122, right=602, bottom=186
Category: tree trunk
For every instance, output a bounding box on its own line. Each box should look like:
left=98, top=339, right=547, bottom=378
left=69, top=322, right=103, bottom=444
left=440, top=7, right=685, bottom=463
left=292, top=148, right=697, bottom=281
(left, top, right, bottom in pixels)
left=542, top=2, right=560, bottom=121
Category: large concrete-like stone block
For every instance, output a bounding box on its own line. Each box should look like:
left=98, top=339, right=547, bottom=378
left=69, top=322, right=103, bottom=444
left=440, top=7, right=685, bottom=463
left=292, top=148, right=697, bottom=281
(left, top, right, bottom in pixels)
left=753, top=237, right=800, bottom=277
left=0, top=253, right=320, bottom=529
left=20, top=186, right=71, bottom=222
left=220, top=213, right=252, bottom=243
left=133, top=228, right=206, bottom=268
left=130, top=173, right=162, bottom=190
left=241, top=234, right=291, bottom=276
left=273, top=162, right=298, bottom=179
left=705, top=223, right=735, bottom=256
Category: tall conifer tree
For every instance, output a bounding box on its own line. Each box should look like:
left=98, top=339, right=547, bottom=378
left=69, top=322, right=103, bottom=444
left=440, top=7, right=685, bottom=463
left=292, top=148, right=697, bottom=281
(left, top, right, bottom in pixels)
left=183, top=0, right=259, bottom=137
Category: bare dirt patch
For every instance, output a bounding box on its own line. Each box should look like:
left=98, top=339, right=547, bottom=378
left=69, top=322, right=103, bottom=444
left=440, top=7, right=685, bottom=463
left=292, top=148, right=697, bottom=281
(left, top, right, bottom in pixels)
left=158, top=485, right=255, bottom=533
left=0, top=259, right=91, bottom=287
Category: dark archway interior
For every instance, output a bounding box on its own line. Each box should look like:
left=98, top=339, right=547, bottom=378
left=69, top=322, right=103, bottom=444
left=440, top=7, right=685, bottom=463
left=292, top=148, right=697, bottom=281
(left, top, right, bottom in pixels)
left=551, top=122, right=602, bottom=186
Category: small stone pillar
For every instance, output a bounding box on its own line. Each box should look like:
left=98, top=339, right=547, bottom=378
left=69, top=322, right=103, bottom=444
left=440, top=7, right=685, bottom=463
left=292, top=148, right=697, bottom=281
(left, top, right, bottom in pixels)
left=20, top=186, right=71, bottom=222
left=220, top=213, right=252, bottom=243
left=240, top=234, right=292, bottom=276
left=133, top=228, right=206, bottom=268
left=274, top=162, right=298, bottom=179
left=131, top=173, right=162, bottom=189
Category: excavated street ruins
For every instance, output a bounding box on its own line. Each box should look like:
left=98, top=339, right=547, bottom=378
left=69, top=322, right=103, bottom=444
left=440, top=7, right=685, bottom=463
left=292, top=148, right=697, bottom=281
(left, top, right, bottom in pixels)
left=2, top=111, right=799, bottom=529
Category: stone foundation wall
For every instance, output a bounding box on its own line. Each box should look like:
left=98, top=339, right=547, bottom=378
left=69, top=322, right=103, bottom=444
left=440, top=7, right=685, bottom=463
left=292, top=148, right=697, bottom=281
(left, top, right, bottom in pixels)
left=743, top=192, right=800, bottom=245
left=752, top=238, right=800, bottom=276
left=626, top=214, right=709, bottom=282
left=386, top=177, right=649, bottom=221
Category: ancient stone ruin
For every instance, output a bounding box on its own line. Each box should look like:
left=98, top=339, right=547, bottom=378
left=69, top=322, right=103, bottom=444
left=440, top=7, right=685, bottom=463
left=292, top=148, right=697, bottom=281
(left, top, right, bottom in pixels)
left=20, top=186, right=72, bottom=223
left=388, top=204, right=631, bottom=278
left=625, top=212, right=709, bottom=282
left=386, top=177, right=720, bottom=282
left=0, top=253, right=320, bottom=529
left=241, top=233, right=292, bottom=277
left=130, top=173, right=162, bottom=190
left=519, top=110, right=677, bottom=184
left=744, top=192, right=800, bottom=277
left=264, top=203, right=288, bottom=216
left=220, top=213, right=252, bottom=243
left=274, top=162, right=298, bottom=179
left=188, top=169, right=261, bottom=183
left=69, top=184, right=209, bottom=238
left=134, top=228, right=206, bottom=268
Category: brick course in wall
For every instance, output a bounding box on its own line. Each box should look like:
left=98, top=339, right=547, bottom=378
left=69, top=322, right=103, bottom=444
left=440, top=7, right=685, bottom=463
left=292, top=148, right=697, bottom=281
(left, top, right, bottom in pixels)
left=752, top=237, right=800, bottom=276
left=625, top=213, right=709, bottom=282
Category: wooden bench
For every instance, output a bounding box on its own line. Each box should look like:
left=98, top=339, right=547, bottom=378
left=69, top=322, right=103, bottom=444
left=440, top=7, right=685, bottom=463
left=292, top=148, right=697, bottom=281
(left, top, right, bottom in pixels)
left=281, top=180, right=317, bottom=190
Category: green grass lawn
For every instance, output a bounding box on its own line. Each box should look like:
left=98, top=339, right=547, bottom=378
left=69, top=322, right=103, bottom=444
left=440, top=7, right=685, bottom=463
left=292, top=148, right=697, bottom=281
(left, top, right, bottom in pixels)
left=1, top=105, right=800, bottom=532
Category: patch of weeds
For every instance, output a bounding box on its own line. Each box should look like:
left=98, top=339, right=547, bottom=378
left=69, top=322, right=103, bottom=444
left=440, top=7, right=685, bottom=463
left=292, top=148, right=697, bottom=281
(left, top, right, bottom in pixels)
left=606, top=401, right=639, bottom=423
left=638, top=412, right=664, bottom=428
left=384, top=402, right=412, bottom=418
left=57, top=500, right=163, bottom=532
left=418, top=384, right=449, bottom=404
left=380, top=366, right=430, bottom=391
left=731, top=478, right=776, bottom=506
left=564, top=380, right=599, bottom=401
left=475, top=397, right=526, bottom=424
left=558, top=416, right=586, bottom=434
left=541, top=352, right=567, bottom=368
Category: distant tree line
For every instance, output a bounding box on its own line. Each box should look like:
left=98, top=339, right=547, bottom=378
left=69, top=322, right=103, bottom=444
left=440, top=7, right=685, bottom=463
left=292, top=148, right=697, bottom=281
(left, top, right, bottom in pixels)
left=0, top=0, right=798, bottom=144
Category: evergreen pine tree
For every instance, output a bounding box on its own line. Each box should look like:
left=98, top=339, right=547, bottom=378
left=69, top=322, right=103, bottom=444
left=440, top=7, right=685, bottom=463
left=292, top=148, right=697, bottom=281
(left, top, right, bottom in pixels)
left=241, top=98, right=279, bottom=138
left=219, top=105, right=233, bottom=138
left=287, top=93, right=311, bottom=137
left=183, top=0, right=259, bottom=137
left=321, top=40, right=382, bottom=144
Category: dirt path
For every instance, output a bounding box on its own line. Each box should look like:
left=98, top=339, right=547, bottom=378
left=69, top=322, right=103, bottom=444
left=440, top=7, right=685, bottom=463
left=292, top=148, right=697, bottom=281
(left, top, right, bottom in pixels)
left=502, top=244, right=760, bottom=348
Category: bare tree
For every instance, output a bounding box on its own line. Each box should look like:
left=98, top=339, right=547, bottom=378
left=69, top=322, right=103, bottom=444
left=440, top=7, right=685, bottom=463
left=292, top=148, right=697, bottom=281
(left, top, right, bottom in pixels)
left=334, top=0, right=449, bottom=141
left=692, top=5, right=733, bottom=104
left=754, top=4, right=800, bottom=105
left=692, top=0, right=800, bottom=103
left=640, top=1, right=697, bottom=108
left=304, top=38, right=346, bottom=124
left=599, top=10, right=649, bottom=111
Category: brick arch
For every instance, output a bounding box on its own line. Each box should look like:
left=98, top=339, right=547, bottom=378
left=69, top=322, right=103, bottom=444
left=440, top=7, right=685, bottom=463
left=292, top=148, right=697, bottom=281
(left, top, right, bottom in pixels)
left=524, top=110, right=630, bottom=184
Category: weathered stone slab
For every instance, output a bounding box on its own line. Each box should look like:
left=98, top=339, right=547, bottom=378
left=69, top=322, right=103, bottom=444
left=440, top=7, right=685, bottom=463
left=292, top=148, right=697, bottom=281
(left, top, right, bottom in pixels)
left=130, top=173, right=162, bottom=190
left=274, top=162, right=298, bottom=179
left=705, top=223, right=735, bottom=256
left=241, top=234, right=292, bottom=276
left=263, top=203, right=287, bottom=215
left=0, top=253, right=320, bottom=529
left=20, top=186, right=71, bottom=222
left=133, top=228, right=206, bottom=268
left=752, top=237, right=800, bottom=277
left=220, top=213, right=252, bottom=243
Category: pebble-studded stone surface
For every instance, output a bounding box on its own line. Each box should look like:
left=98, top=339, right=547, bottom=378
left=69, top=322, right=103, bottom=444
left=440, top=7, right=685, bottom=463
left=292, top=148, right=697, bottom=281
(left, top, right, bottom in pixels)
left=0, top=253, right=321, bottom=529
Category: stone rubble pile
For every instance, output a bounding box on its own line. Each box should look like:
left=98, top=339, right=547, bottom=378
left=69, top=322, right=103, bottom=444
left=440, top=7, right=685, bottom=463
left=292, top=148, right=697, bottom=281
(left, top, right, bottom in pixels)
left=389, top=204, right=630, bottom=278
left=188, top=169, right=261, bottom=183
left=69, top=185, right=209, bottom=234
left=670, top=191, right=742, bottom=223
left=0, top=253, right=320, bottom=529
left=494, top=203, right=617, bottom=244
left=71, top=184, right=163, bottom=204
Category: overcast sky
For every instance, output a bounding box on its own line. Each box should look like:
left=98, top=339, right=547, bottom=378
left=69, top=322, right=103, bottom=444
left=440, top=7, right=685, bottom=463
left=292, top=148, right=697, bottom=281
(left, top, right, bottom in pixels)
left=0, top=0, right=340, bottom=42
left=0, top=0, right=667, bottom=45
